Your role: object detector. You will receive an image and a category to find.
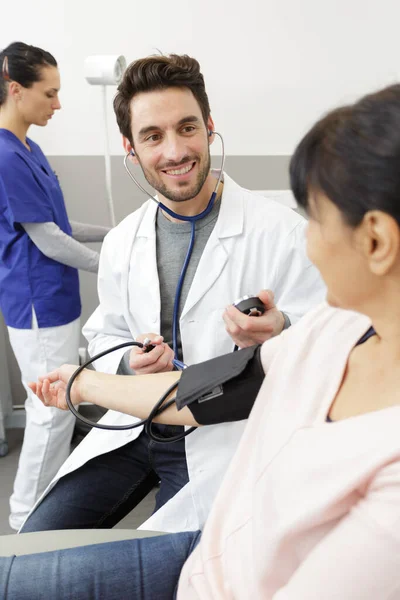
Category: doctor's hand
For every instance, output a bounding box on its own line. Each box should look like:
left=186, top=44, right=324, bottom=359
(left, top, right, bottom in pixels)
left=223, top=289, right=285, bottom=349
left=129, top=333, right=175, bottom=375
left=28, top=364, right=83, bottom=411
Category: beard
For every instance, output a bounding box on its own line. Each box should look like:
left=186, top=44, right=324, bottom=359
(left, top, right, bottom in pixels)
left=137, top=149, right=211, bottom=203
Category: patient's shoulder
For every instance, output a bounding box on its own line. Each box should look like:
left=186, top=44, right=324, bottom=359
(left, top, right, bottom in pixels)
left=295, top=303, right=371, bottom=338
left=261, top=303, right=371, bottom=372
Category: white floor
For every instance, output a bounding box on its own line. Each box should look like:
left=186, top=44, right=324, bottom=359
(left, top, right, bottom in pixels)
left=0, top=428, right=157, bottom=536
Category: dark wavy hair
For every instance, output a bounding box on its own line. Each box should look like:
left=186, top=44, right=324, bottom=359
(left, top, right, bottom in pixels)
left=113, top=54, right=211, bottom=146
left=0, top=41, right=57, bottom=106
left=290, top=84, right=400, bottom=227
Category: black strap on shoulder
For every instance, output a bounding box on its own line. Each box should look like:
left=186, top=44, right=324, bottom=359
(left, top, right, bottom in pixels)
left=356, top=326, right=376, bottom=346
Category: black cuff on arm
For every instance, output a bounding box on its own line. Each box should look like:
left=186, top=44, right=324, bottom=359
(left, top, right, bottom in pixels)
left=175, top=345, right=264, bottom=425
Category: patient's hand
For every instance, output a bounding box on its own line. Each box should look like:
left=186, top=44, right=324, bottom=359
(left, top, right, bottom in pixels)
left=28, top=364, right=82, bottom=410
left=129, top=333, right=175, bottom=374
left=223, top=289, right=285, bottom=348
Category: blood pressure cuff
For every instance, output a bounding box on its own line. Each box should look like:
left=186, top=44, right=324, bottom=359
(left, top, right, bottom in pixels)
left=175, top=344, right=264, bottom=425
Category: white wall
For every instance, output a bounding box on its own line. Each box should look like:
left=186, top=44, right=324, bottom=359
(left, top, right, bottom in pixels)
left=1, top=0, right=399, bottom=156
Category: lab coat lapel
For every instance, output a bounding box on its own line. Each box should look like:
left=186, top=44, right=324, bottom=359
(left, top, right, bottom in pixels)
left=180, top=174, right=244, bottom=318
left=127, top=201, right=160, bottom=330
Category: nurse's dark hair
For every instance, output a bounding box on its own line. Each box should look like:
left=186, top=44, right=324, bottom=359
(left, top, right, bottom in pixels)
left=290, top=84, right=400, bottom=227
left=113, top=54, right=211, bottom=147
left=0, top=42, right=57, bottom=106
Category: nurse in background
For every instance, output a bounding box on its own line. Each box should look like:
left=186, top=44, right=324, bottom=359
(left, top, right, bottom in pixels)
left=0, top=41, right=110, bottom=531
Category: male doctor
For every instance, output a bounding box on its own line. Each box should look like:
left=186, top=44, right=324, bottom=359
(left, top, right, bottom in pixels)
left=22, top=54, right=325, bottom=534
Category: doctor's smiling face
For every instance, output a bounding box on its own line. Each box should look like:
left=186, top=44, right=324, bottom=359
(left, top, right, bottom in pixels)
left=126, top=86, right=215, bottom=205
left=114, top=54, right=218, bottom=213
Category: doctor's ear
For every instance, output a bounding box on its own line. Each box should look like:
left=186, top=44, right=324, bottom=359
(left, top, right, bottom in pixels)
left=122, top=136, right=139, bottom=164
left=207, top=117, right=216, bottom=145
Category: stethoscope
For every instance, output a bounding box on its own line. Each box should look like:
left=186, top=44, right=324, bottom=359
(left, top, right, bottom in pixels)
left=123, top=130, right=226, bottom=369
left=62, top=130, right=227, bottom=439
left=64, top=131, right=267, bottom=439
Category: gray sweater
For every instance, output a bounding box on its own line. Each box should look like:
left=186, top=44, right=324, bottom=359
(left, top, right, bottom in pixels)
left=118, top=200, right=221, bottom=373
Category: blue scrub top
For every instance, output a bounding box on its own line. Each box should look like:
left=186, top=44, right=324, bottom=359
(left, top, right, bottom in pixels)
left=0, top=129, right=81, bottom=329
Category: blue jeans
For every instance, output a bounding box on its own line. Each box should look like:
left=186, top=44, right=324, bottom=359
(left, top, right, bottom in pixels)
left=22, top=424, right=189, bottom=532
left=0, top=530, right=201, bottom=599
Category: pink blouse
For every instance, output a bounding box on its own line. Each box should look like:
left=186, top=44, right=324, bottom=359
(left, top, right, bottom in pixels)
left=178, top=303, right=400, bottom=599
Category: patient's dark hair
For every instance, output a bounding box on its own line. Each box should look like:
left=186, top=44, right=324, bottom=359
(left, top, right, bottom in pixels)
left=0, top=42, right=57, bottom=106
left=290, top=84, right=400, bottom=227
left=113, top=54, right=211, bottom=147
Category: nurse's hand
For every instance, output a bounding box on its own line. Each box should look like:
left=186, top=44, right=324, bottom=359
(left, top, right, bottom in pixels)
left=223, top=289, right=285, bottom=348
left=129, top=333, right=175, bottom=375
left=28, top=364, right=82, bottom=410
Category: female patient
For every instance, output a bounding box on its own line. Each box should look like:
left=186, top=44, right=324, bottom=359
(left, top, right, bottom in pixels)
left=2, top=84, right=400, bottom=599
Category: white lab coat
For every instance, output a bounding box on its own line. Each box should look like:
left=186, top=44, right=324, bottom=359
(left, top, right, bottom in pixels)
left=24, top=173, right=326, bottom=533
